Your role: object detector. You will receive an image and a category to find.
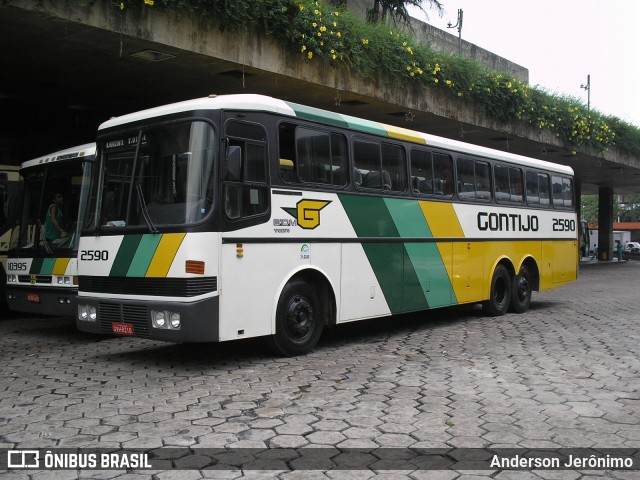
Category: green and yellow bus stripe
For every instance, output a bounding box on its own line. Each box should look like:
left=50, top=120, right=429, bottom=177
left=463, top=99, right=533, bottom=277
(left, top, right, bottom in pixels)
left=109, top=233, right=186, bottom=278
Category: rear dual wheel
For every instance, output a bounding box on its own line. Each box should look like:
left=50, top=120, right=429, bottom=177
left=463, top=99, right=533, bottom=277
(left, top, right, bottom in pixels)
left=510, top=265, right=532, bottom=313
left=483, top=264, right=511, bottom=316
left=483, top=264, right=533, bottom=316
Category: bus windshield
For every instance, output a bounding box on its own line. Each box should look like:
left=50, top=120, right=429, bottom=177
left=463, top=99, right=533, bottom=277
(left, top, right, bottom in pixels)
left=11, top=160, right=89, bottom=252
left=88, top=121, right=216, bottom=231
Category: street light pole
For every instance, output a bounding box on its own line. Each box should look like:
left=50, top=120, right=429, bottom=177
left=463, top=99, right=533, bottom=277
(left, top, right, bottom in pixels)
left=447, top=9, right=464, bottom=56
left=580, top=74, right=591, bottom=113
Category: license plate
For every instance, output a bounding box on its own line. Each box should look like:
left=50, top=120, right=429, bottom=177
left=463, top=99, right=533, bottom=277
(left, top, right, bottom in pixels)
left=112, top=322, right=134, bottom=336
left=27, top=293, right=40, bottom=303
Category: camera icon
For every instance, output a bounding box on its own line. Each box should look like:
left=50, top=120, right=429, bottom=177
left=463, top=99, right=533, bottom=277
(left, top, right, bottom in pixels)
left=7, top=450, right=40, bottom=468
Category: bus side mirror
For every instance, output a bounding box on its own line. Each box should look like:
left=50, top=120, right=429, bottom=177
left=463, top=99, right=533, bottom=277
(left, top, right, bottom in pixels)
left=225, top=146, right=241, bottom=181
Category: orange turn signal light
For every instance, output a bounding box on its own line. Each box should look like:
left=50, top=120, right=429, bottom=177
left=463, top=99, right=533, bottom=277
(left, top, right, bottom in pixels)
left=185, top=260, right=205, bottom=275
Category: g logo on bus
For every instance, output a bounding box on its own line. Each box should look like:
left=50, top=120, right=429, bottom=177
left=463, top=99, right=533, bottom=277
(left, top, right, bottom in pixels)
left=282, top=199, right=331, bottom=230
left=30, top=275, right=36, bottom=285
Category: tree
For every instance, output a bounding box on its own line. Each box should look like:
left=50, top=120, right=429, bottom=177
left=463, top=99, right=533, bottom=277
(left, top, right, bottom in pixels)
left=367, top=0, right=444, bottom=24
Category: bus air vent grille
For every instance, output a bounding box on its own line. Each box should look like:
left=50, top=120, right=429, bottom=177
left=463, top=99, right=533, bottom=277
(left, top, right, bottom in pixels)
left=79, top=276, right=217, bottom=297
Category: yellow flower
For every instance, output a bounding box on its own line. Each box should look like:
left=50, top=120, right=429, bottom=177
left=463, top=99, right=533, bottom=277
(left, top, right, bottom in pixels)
left=434, top=78, right=439, bottom=83
left=333, top=21, right=337, bottom=27
left=446, top=80, right=452, bottom=86
left=332, top=54, right=337, bottom=60
left=317, top=32, right=322, bottom=36
left=457, top=92, right=463, bottom=97
left=144, top=0, right=154, bottom=4
left=362, top=38, right=368, bottom=45
left=119, top=2, right=124, bottom=9
left=312, top=22, right=317, bottom=27
left=301, top=45, right=306, bottom=52
left=331, top=49, right=335, bottom=54
left=335, top=11, right=339, bottom=16
left=314, top=9, right=320, bottom=14
left=402, top=41, right=408, bottom=47
left=410, top=72, right=415, bottom=77
left=299, top=4, right=304, bottom=10
left=308, top=51, right=313, bottom=59
left=320, top=26, right=327, bottom=32
left=337, top=32, right=341, bottom=38
left=406, top=66, right=411, bottom=71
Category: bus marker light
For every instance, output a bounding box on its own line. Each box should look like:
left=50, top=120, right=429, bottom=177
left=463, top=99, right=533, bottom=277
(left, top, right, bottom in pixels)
left=185, top=260, right=205, bottom=274
left=236, top=243, right=244, bottom=258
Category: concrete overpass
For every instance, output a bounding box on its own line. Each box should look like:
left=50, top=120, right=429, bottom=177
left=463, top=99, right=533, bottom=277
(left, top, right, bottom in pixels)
left=2, top=1, right=638, bottom=257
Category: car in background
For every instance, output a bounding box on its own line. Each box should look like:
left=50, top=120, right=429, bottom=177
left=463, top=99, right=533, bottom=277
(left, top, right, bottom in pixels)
left=624, top=242, right=640, bottom=253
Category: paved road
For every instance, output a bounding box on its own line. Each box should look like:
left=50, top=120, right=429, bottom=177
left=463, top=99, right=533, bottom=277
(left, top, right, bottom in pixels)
left=1, top=260, right=639, bottom=478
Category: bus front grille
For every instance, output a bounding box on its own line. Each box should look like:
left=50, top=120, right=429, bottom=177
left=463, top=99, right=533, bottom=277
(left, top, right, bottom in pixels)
left=98, top=303, right=150, bottom=338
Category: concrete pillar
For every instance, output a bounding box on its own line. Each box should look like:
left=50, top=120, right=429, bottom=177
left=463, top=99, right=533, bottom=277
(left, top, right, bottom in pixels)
left=597, top=187, right=614, bottom=261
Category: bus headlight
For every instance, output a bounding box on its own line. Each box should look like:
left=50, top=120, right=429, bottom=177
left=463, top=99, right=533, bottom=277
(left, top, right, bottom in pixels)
left=170, top=312, right=181, bottom=329
left=151, top=310, right=181, bottom=329
left=57, top=277, right=64, bottom=285
left=78, top=304, right=97, bottom=321
left=152, top=310, right=166, bottom=328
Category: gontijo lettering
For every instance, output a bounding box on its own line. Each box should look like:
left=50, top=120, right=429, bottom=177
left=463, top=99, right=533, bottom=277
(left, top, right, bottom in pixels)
left=477, top=212, right=539, bottom=232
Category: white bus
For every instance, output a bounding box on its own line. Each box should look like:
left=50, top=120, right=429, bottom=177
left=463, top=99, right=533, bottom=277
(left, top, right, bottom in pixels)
left=6, top=143, right=96, bottom=316
left=77, top=95, right=577, bottom=355
left=0, top=164, right=20, bottom=309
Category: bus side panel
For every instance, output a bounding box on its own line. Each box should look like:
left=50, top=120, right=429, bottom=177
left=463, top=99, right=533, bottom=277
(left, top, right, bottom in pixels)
left=542, top=240, right=578, bottom=288
left=452, top=241, right=485, bottom=304
left=218, top=243, right=307, bottom=341
left=339, top=243, right=393, bottom=322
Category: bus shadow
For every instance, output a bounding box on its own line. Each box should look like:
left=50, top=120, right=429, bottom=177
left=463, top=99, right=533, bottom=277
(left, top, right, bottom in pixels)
left=318, top=303, right=481, bottom=352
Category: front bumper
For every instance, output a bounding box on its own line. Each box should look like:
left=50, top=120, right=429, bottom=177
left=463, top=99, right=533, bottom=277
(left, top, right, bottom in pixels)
left=6, top=285, right=77, bottom=316
left=76, top=295, right=219, bottom=342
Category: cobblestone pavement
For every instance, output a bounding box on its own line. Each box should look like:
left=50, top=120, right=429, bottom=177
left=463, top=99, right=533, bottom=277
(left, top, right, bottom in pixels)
left=1, top=260, right=639, bottom=479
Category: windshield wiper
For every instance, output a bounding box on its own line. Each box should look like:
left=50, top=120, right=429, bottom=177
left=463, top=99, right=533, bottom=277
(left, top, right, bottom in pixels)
left=135, top=183, right=158, bottom=233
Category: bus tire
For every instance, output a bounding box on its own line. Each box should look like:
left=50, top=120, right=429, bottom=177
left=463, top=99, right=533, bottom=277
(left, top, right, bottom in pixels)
left=510, top=265, right=532, bottom=313
left=268, top=279, right=324, bottom=356
left=483, top=264, right=511, bottom=316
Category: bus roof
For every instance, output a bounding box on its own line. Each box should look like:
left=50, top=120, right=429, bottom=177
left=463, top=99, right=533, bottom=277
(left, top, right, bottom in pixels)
left=99, top=94, right=573, bottom=176
left=21, top=143, right=96, bottom=170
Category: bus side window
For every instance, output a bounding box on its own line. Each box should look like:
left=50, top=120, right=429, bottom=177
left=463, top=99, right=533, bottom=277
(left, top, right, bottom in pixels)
left=382, top=143, right=406, bottom=192
left=552, top=175, right=564, bottom=208
left=538, top=173, right=550, bottom=206
left=410, top=149, right=434, bottom=195
left=433, top=153, right=453, bottom=196
left=224, top=120, right=269, bottom=220
left=278, top=123, right=298, bottom=183
left=525, top=170, right=540, bottom=205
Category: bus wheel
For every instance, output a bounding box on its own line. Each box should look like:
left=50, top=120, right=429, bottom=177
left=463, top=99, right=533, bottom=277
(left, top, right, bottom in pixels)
left=510, top=265, right=532, bottom=313
left=268, top=279, right=324, bottom=356
left=483, top=264, right=511, bottom=316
